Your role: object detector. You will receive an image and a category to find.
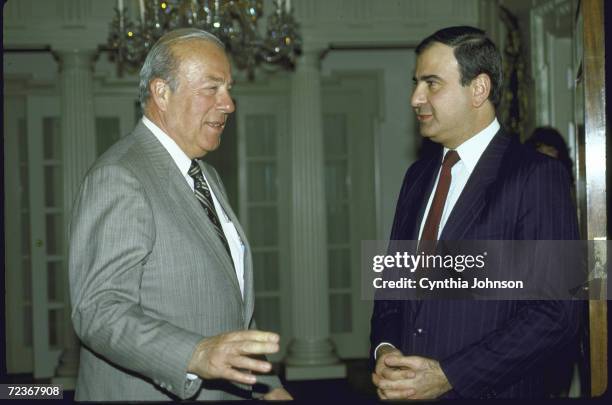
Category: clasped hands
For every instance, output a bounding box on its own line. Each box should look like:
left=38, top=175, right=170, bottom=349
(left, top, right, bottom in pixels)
left=188, top=330, right=292, bottom=400
left=372, top=346, right=451, bottom=400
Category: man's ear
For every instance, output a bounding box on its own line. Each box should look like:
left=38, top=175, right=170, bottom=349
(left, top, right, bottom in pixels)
left=150, top=78, right=170, bottom=112
left=471, top=73, right=491, bottom=107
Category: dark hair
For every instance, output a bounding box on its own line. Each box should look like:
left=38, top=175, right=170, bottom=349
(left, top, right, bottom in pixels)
left=415, top=26, right=503, bottom=107
left=525, top=126, right=574, bottom=183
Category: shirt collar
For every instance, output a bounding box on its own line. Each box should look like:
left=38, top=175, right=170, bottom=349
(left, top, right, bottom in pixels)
left=444, top=118, right=500, bottom=173
left=142, top=116, right=193, bottom=177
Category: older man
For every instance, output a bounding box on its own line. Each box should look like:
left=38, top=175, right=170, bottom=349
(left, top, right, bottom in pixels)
left=370, top=26, right=582, bottom=399
left=69, top=28, right=291, bottom=401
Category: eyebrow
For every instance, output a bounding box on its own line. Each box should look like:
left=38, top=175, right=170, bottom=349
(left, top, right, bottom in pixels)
left=204, top=75, right=233, bottom=86
left=412, top=74, right=443, bottom=83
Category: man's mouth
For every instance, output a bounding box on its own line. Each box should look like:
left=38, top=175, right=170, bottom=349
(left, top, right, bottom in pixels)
left=206, top=121, right=225, bottom=129
left=416, top=114, right=433, bottom=122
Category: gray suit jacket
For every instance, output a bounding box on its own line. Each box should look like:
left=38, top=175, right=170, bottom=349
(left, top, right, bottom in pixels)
left=69, top=120, right=281, bottom=401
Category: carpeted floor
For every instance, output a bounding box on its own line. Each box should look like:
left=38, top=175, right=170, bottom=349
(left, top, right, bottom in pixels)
left=282, top=359, right=377, bottom=401
left=2, top=359, right=376, bottom=402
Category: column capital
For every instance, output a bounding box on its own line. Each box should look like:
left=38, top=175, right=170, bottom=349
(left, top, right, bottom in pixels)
left=53, top=48, right=97, bottom=72
left=295, top=45, right=327, bottom=70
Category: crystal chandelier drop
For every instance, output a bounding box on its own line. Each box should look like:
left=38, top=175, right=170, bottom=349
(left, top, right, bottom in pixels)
left=107, top=0, right=302, bottom=78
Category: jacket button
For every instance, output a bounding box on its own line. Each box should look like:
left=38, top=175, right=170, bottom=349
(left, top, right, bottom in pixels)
left=413, top=327, right=425, bottom=336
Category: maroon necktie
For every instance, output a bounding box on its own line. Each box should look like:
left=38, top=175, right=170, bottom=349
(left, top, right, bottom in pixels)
left=419, top=150, right=460, bottom=250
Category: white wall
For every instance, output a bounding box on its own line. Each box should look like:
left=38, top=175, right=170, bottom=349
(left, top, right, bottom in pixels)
left=4, top=53, right=58, bottom=82
left=321, top=50, right=417, bottom=240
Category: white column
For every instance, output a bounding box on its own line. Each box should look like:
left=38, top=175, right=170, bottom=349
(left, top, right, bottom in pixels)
left=284, top=49, right=346, bottom=380
left=53, top=49, right=97, bottom=389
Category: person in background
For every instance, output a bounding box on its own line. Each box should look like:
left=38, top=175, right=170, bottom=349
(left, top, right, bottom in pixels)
left=525, top=126, right=574, bottom=185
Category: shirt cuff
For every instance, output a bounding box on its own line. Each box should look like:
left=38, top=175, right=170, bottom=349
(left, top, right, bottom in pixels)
left=186, top=373, right=199, bottom=381
left=374, top=342, right=396, bottom=359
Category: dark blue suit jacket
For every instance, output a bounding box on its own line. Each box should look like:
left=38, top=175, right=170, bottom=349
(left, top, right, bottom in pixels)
left=370, top=130, right=583, bottom=398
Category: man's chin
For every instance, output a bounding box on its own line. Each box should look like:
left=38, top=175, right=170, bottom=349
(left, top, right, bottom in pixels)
left=419, top=130, right=437, bottom=141
left=420, top=132, right=449, bottom=148
left=210, top=140, right=222, bottom=152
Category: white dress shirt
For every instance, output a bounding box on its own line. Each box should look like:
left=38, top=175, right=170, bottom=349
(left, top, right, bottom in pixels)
left=142, top=116, right=245, bottom=298
left=417, top=118, right=500, bottom=239
left=375, top=118, right=500, bottom=359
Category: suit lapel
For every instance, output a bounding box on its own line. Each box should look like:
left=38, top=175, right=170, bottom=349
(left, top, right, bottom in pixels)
left=412, top=157, right=442, bottom=240
left=135, top=122, right=243, bottom=304
left=200, top=162, right=253, bottom=326
left=392, top=155, right=441, bottom=241
left=440, top=130, right=512, bottom=240
left=393, top=154, right=441, bottom=322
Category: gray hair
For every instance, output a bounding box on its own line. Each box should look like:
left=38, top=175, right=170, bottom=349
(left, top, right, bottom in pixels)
left=139, top=28, right=225, bottom=109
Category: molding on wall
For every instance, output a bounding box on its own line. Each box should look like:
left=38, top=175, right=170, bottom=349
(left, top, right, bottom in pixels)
left=529, top=0, right=575, bottom=126
left=322, top=69, right=386, bottom=121
left=58, top=0, right=92, bottom=28
left=295, top=0, right=477, bottom=26
left=3, top=74, right=57, bottom=96
left=3, top=0, right=112, bottom=50
left=297, top=0, right=478, bottom=46
left=4, top=0, right=480, bottom=51
left=531, top=0, right=573, bottom=36
left=478, top=0, right=504, bottom=48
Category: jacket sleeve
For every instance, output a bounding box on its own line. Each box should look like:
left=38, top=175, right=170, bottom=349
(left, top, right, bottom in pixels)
left=69, top=164, right=203, bottom=400
left=369, top=165, right=419, bottom=366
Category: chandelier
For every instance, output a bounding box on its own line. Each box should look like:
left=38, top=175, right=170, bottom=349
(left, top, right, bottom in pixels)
left=107, top=0, right=302, bottom=78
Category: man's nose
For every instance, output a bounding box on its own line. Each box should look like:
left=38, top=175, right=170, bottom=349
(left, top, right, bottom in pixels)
left=217, top=91, right=235, bottom=114
left=411, top=85, right=425, bottom=108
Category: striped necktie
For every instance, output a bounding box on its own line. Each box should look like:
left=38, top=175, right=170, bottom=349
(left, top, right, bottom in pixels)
left=188, top=160, right=233, bottom=261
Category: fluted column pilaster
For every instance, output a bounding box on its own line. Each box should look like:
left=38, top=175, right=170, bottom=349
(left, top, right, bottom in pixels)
left=53, top=48, right=97, bottom=389
left=284, top=49, right=346, bottom=380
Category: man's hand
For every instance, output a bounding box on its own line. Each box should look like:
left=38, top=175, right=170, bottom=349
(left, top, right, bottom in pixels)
left=372, top=345, right=406, bottom=400
left=188, top=330, right=280, bottom=385
left=263, top=387, right=293, bottom=400
left=372, top=353, right=451, bottom=400
left=373, top=345, right=404, bottom=381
